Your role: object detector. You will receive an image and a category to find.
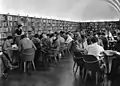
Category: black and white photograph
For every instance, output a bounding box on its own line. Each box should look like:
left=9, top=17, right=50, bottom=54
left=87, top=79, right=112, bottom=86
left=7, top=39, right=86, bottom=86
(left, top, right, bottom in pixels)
left=0, top=0, right=120, bottom=86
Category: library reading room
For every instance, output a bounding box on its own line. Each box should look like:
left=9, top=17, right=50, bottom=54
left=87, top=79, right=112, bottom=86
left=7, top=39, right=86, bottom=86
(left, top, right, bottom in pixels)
left=0, top=0, right=120, bottom=86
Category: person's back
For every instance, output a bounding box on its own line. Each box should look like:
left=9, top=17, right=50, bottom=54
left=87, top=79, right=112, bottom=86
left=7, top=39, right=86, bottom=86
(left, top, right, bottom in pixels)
left=21, top=38, right=33, bottom=50
left=87, top=43, right=104, bottom=57
left=86, top=37, right=104, bottom=60
left=19, top=34, right=36, bottom=53
left=57, top=36, right=65, bottom=46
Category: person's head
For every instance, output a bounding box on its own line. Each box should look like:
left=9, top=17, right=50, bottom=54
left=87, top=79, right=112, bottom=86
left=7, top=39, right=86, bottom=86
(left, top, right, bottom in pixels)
left=46, top=34, right=50, bottom=38
left=66, top=32, right=70, bottom=36
left=97, top=32, right=101, bottom=37
left=91, top=36, right=98, bottom=44
left=54, top=32, right=58, bottom=36
left=7, top=36, right=13, bottom=43
left=49, top=33, right=54, bottom=38
left=60, top=31, right=65, bottom=36
left=18, top=24, right=22, bottom=29
left=34, top=34, right=39, bottom=38
left=101, top=33, right=106, bottom=36
left=21, top=34, right=27, bottom=39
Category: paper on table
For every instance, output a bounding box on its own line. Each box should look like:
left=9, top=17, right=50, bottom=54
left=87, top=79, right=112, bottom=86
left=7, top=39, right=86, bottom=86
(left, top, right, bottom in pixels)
left=0, top=52, right=3, bottom=55
left=12, top=44, right=18, bottom=48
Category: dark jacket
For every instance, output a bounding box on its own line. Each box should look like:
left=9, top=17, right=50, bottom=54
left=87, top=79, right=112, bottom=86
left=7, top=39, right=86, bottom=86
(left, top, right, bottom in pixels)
left=114, top=40, right=120, bottom=52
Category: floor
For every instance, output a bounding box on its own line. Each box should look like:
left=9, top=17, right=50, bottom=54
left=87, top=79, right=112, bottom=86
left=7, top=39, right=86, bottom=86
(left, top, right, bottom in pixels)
left=0, top=54, right=120, bottom=86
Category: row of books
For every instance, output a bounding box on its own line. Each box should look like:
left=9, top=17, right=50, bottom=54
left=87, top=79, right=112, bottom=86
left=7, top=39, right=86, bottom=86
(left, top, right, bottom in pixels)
left=0, top=40, right=4, bottom=45
left=0, top=27, right=12, bottom=32
left=0, top=14, right=77, bottom=25
left=0, top=33, right=7, bottom=39
left=0, top=21, right=18, bottom=27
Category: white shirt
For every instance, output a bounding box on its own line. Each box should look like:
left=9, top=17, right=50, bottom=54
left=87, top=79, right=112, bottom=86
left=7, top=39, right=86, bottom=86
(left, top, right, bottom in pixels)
left=57, top=36, right=65, bottom=45
left=83, top=39, right=88, bottom=49
left=65, top=35, right=73, bottom=43
left=86, top=43, right=104, bottom=60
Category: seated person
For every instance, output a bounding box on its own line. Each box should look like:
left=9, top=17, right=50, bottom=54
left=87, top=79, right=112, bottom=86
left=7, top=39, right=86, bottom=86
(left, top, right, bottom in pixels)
left=86, top=36, right=105, bottom=79
left=49, top=37, right=60, bottom=62
left=72, top=38, right=86, bottom=57
left=51, top=36, right=60, bottom=50
left=32, top=34, right=41, bottom=65
left=65, top=32, right=73, bottom=44
left=41, top=34, right=50, bottom=48
left=18, top=34, right=37, bottom=54
left=56, top=33, right=65, bottom=46
left=107, top=33, right=120, bottom=79
left=72, top=38, right=86, bottom=72
left=2, top=36, right=17, bottom=74
left=86, top=36, right=105, bottom=60
left=2, top=36, right=13, bottom=63
left=32, top=34, right=41, bottom=49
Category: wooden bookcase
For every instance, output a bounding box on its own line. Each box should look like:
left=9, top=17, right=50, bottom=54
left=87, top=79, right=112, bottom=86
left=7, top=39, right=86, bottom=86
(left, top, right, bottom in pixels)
left=0, top=14, right=79, bottom=51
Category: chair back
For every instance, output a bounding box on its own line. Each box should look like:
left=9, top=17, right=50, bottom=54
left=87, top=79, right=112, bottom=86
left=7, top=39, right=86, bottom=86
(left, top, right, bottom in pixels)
left=83, top=55, right=100, bottom=72
left=73, top=52, right=84, bottom=66
left=21, top=48, right=35, bottom=61
left=73, top=52, right=83, bottom=58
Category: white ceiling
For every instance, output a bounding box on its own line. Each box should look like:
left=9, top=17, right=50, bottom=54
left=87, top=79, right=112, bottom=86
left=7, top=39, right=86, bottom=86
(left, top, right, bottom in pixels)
left=0, top=0, right=120, bottom=21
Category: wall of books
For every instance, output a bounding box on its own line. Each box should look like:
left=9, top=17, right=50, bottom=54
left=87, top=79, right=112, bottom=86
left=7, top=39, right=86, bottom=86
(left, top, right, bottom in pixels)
left=0, top=14, right=79, bottom=51
left=78, top=21, right=120, bottom=31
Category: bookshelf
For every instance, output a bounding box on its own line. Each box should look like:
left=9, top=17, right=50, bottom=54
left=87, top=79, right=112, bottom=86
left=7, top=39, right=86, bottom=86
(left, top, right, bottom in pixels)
left=0, top=14, right=79, bottom=51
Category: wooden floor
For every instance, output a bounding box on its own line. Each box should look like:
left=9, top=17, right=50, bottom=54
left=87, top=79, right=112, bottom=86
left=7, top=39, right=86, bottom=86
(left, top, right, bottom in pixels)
left=0, top=53, right=119, bottom=86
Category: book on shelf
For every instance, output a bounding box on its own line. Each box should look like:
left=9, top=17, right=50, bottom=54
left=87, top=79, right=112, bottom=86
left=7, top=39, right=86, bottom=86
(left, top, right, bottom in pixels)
left=7, top=16, right=13, bottom=21
left=0, top=47, right=2, bottom=52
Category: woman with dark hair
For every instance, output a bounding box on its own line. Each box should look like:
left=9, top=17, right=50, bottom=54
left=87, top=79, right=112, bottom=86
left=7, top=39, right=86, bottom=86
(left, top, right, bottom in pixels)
left=2, top=36, right=17, bottom=75
left=14, top=24, right=24, bottom=45
left=15, top=25, right=23, bottom=36
left=2, top=36, right=14, bottom=62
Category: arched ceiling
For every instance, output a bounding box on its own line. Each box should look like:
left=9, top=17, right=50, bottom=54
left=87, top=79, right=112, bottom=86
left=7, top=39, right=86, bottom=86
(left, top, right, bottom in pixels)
left=0, top=0, right=120, bottom=21
left=104, top=0, right=120, bottom=14
left=80, top=0, right=120, bottom=21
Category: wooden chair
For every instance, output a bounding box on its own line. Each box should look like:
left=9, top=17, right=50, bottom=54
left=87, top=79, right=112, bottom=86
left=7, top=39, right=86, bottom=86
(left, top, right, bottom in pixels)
left=20, top=48, right=36, bottom=73
left=73, top=52, right=84, bottom=77
left=59, top=45, right=66, bottom=57
left=83, top=55, right=106, bottom=84
left=66, top=42, right=72, bottom=54
left=47, top=48, right=60, bottom=64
